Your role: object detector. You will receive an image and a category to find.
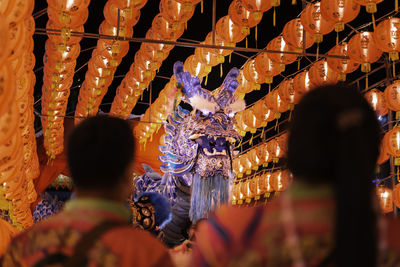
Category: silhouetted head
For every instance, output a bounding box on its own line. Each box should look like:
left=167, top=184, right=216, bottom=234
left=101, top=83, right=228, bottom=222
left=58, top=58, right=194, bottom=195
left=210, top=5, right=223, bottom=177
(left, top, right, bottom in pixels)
left=287, top=84, right=381, bottom=267
left=67, top=116, right=135, bottom=200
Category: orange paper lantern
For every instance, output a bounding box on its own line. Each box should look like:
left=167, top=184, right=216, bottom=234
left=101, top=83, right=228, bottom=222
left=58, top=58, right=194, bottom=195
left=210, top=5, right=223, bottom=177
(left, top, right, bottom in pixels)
left=348, top=31, right=383, bottom=73
left=47, top=6, right=89, bottom=28
left=327, top=42, right=360, bottom=81
left=264, top=89, right=288, bottom=116
left=243, top=59, right=267, bottom=84
left=261, top=172, right=274, bottom=194
left=203, top=32, right=235, bottom=57
left=377, top=133, right=390, bottom=165
left=216, top=15, right=249, bottom=44
left=320, top=0, right=360, bottom=32
left=384, top=80, right=400, bottom=111
left=235, top=71, right=260, bottom=98
left=393, top=183, right=400, bottom=209
left=254, top=53, right=283, bottom=85
left=152, top=14, right=184, bottom=40
left=159, top=0, right=195, bottom=23
left=47, top=0, right=90, bottom=13
left=111, top=0, right=148, bottom=9
left=257, top=144, right=271, bottom=168
left=267, top=36, right=298, bottom=69
left=374, top=18, right=400, bottom=62
left=228, top=0, right=263, bottom=28
left=364, top=89, right=388, bottom=117
left=270, top=170, right=292, bottom=192
left=184, top=55, right=211, bottom=79
left=376, top=186, right=393, bottom=214
left=103, top=1, right=141, bottom=27
left=278, top=78, right=298, bottom=105
left=243, top=0, right=271, bottom=12
left=243, top=108, right=262, bottom=133
left=266, top=138, right=281, bottom=163
left=248, top=149, right=262, bottom=170
left=282, top=18, right=315, bottom=52
left=300, top=2, right=335, bottom=43
left=252, top=100, right=274, bottom=127
left=293, top=70, right=312, bottom=100
left=384, top=127, right=400, bottom=158
left=308, top=59, right=339, bottom=87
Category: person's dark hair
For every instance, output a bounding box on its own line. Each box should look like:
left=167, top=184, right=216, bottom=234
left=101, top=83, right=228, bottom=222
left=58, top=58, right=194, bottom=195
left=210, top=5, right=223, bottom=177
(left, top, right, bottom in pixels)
left=67, top=116, right=135, bottom=190
left=287, top=85, right=381, bottom=267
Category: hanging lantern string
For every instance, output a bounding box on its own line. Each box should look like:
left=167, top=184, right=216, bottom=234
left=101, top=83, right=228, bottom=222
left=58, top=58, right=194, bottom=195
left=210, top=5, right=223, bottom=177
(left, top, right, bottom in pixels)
left=375, top=174, right=399, bottom=186
left=34, top=28, right=349, bottom=59
left=340, top=9, right=399, bottom=44
left=33, top=109, right=165, bottom=124
left=33, top=8, right=48, bottom=19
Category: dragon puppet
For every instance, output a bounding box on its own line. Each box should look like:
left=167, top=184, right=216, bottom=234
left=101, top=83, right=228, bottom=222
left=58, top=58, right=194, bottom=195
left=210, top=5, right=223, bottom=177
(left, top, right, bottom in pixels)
left=133, top=61, right=245, bottom=246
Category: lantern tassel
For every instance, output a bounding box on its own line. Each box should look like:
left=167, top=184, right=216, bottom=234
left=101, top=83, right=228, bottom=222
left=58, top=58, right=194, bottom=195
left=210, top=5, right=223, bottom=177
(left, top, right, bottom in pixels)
left=316, top=43, right=319, bottom=60
left=245, top=37, right=248, bottom=48
left=220, top=63, right=223, bottom=78
left=273, top=7, right=276, bottom=27
left=201, top=0, right=204, bottom=13
left=289, top=109, right=293, bottom=121
left=268, top=83, right=271, bottom=93
left=249, top=133, right=254, bottom=145
left=292, top=0, right=296, bottom=4
left=229, top=53, right=232, bottom=63
left=396, top=0, right=399, bottom=11
left=297, top=58, right=301, bottom=70
left=235, top=138, right=243, bottom=149
left=336, top=32, right=339, bottom=45
left=205, top=74, right=208, bottom=86
left=274, top=119, right=279, bottom=131
left=255, top=25, right=258, bottom=48
left=185, top=21, right=187, bottom=30
left=372, top=13, right=376, bottom=30
left=261, top=127, right=265, bottom=138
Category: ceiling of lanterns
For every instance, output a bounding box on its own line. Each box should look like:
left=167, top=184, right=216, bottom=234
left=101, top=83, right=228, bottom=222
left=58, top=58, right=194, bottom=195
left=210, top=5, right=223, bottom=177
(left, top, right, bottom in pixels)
left=32, top=0, right=396, bottom=156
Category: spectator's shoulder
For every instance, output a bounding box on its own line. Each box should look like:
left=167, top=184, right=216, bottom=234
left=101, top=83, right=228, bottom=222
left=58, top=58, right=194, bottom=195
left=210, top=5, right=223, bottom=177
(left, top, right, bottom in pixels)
left=102, top=227, right=174, bottom=267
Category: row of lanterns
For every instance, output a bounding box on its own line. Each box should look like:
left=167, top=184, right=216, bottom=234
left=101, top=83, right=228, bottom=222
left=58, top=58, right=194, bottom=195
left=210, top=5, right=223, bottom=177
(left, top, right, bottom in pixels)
left=232, top=169, right=293, bottom=205
left=134, top=77, right=182, bottom=145
left=74, top=0, right=147, bottom=123
left=42, top=0, right=91, bottom=159
left=235, top=2, right=400, bottom=100
left=232, top=133, right=288, bottom=178
left=132, top=0, right=273, bottom=143
left=108, top=0, right=198, bottom=120
left=0, top=0, right=39, bottom=230
left=235, top=13, right=400, bottom=135
left=110, top=0, right=392, bottom=144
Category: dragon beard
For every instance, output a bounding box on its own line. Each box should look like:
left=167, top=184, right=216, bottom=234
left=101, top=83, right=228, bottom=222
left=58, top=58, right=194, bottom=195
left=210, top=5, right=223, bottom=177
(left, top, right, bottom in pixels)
left=189, top=152, right=231, bottom=223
